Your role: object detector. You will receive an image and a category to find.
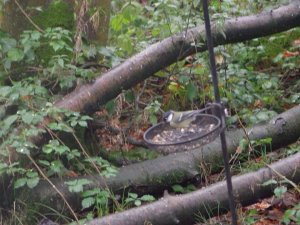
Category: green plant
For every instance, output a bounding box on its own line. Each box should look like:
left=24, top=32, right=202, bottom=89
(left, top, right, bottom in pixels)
left=81, top=188, right=110, bottom=216
left=124, top=192, right=155, bottom=207
left=171, top=184, right=196, bottom=194
left=243, top=208, right=259, bottom=225
left=144, top=100, right=162, bottom=125
left=282, top=203, right=300, bottom=225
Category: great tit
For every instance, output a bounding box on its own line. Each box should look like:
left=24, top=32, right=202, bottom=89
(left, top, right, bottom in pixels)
left=163, top=110, right=200, bottom=128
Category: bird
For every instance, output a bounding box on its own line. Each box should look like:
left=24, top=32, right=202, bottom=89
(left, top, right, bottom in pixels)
left=163, top=110, right=201, bottom=128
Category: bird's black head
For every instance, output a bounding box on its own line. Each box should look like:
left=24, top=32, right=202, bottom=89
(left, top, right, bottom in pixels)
left=163, top=111, right=173, bottom=122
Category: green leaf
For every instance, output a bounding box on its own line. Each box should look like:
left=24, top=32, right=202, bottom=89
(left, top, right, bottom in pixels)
left=27, top=176, right=39, bottom=188
left=43, top=140, right=59, bottom=154
left=0, top=86, right=11, bottom=97
left=26, top=171, right=38, bottom=178
left=16, top=147, right=30, bottom=155
left=82, top=188, right=101, bottom=198
left=4, top=114, right=18, bottom=127
left=128, top=192, right=138, bottom=199
left=78, top=120, right=87, bottom=127
left=14, top=178, right=27, bottom=189
left=149, top=114, right=157, bottom=125
left=172, top=184, right=184, bottom=193
left=256, top=111, right=270, bottom=121
left=262, top=179, right=277, bottom=186
left=48, top=122, right=73, bottom=132
left=65, top=179, right=92, bottom=193
left=274, top=186, right=287, bottom=198
left=7, top=48, right=24, bottom=61
left=82, top=197, right=95, bottom=210
left=178, top=75, right=190, bottom=84
left=56, top=145, right=70, bottom=155
left=38, top=160, right=50, bottom=166
left=51, top=42, right=62, bottom=52
left=140, top=195, right=155, bottom=202
left=21, top=112, right=34, bottom=124
left=186, top=82, right=197, bottom=101
left=31, top=31, right=41, bottom=40
left=58, top=58, right=64, bottom=67
left=70, top=120, right=77, bottom=127
left=50, top=160, right=64, bottom=173
left=3, top=59, right=11, bottom=69
left=134, top=199, right=141, bottom=206
left=238, top=138, right=249, bottom=152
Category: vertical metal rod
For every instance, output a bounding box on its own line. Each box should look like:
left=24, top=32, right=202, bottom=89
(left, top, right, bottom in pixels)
left=201, top=1, right=238, bottom=224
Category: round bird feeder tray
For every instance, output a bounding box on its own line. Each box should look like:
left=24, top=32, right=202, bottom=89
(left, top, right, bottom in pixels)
left=143, top=112, right=221, bottom=155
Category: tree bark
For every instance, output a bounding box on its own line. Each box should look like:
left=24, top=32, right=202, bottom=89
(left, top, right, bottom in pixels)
left=86, top=151, right=300, bottom=225
left=55, top=2, right=300, bottom=113
left=16, top=105, right=300, bottom=216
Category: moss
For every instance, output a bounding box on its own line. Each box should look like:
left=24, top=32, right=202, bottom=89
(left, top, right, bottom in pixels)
left=150, top=169, right=187, bottom=185
left=33, top=0, right=74, bottom=30
left=32, top=0, right=74, bottom=64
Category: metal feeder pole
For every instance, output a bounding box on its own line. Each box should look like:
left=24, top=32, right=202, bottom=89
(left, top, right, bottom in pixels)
left=202, top=0, right=238, bottom=224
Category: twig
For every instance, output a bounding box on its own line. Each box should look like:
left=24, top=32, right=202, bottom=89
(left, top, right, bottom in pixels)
left=264, top=162, right=300, bottom=193
left=14, top=0, right=44, bottom=33
left=27, top=154, right=79, bottom=223
left=237, top=115, right=254, bottom=152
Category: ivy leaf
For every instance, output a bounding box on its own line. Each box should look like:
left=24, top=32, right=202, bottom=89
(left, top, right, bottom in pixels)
left=0, top=86, right=11, bottom=97
left=21, top=112, right=34, bottom=124
left=4, top=114, right=18, bottom=127
left=262, top=80, right=273, bottom=89
left=7, top=48, right=24, bottom=61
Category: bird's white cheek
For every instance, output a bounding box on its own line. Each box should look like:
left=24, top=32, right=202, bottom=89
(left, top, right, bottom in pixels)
left=167, top=114, right=173, bottom=122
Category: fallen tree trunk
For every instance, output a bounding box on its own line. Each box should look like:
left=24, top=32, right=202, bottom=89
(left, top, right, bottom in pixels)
left=17, top=105, right=300, bottom=216
left=86, top=151, right=300, bottom=225
left=56, top=2, right=300, bottom=113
